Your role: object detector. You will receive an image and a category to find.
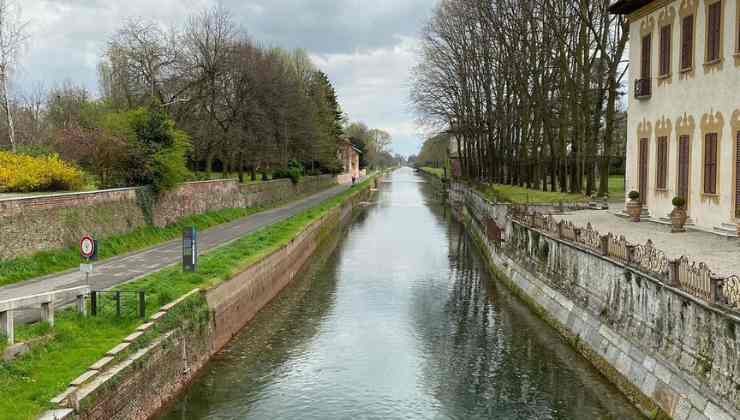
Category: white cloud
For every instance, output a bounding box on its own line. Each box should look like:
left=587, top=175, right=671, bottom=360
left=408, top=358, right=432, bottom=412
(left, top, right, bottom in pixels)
left=311, top=36, right=424, bottom=156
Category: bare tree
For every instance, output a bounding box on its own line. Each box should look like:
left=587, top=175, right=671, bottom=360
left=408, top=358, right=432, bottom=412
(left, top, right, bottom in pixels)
left=411, top=0, right=628, bottom=197
left=0, top=0, right=27, bottom=152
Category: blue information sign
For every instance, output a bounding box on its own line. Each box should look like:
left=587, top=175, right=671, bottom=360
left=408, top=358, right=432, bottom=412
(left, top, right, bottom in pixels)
left=183, top=227, right=197, bottom=272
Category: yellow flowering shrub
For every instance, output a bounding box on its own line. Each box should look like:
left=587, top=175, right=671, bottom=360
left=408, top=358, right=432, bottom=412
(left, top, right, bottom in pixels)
left=0, top=151, right=85, bottom=192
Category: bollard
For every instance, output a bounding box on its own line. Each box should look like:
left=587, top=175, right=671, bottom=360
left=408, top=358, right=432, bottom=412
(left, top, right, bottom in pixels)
left=76, top=294, right=87, bottom=316
left=138, top=291, right=146, bottom=319
left=90, top=291, right=98, bottom=317
left=41, top=300, right=55, bottom=327
left=0, top=309, right=14, bottom=345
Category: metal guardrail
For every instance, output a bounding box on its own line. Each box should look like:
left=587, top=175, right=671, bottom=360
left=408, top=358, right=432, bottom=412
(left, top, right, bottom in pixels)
left=0, top=286, right=90, bottom=345
left=0, top=287, right=147, bottom=346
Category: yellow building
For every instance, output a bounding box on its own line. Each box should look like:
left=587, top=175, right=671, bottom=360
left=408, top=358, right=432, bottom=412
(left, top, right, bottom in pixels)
left=610, top=0, right=740, bottom=235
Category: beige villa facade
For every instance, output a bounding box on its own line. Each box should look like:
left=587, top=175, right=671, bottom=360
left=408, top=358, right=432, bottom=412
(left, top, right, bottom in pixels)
left=337, top=138, right=362, bottom=184
left=610, top=0, right=740, bottom=234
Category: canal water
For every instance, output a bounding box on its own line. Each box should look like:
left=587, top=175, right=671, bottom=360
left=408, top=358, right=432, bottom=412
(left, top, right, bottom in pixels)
left=159, top=168, right=643, bottom=420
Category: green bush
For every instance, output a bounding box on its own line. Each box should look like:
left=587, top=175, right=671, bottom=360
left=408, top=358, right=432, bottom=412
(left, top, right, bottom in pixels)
left=103, top=107, right=191, bottom=192
left=628, top=190, right=640, bottom=200
left=273, top=160, right=304, bottom=184
left=672, top=196, right=686, bottom=207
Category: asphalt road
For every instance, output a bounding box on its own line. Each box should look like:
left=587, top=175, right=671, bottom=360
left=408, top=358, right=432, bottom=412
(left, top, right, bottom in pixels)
left=0, top=183, right=354, bottom=323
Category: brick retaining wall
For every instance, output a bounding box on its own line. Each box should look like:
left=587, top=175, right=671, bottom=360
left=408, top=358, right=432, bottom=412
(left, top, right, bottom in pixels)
left=0, top=175, right=337, bottom=260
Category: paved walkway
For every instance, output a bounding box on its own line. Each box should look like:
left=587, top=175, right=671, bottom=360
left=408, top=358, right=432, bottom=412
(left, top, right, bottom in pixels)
left=0, top=183, right=354, bottom=321
left=556, top=210, right=740, bottom=276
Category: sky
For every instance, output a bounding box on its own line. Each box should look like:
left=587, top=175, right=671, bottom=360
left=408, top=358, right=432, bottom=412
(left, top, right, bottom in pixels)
left=16, top=0, right=439, bottom=157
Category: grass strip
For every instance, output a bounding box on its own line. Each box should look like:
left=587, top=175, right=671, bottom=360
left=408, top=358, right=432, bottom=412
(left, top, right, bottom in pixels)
left=419, top=166, right=446, bottom=179
left=0, top=178, right=372, bottom=420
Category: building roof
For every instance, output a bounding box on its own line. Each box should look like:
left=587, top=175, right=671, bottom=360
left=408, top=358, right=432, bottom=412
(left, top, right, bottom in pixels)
left=338, top=137, right=363, bottom=154
left=608, top=0, right=653, bottom=14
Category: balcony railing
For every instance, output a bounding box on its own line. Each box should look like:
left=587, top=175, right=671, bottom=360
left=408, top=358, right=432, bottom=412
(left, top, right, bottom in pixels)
left=634, top=78, right=651, bottom=99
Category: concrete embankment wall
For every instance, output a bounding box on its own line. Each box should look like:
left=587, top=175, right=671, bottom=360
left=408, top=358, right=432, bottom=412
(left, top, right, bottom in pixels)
left=0, top=175, right=336, bottom=260
left=450, top=182, right=740, bottom=420
left=53, top=183, right=373, bottom=420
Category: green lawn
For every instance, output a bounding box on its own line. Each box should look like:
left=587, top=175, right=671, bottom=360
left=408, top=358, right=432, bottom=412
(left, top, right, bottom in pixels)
left=191, top=171, right=271, bottom=184
left=475, top=183, right=588, bottom=204
left=419, top=166, right=446, bottom=179
left=608, top=175, right=625, bottom=198
left=0, top=177, right=374, bottom=420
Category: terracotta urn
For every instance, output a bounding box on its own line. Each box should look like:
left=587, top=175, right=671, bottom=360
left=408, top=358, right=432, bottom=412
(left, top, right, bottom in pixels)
left=670, top=196, right=687, bottom=233
left=626, top=191, right=641, bottom=222
left=670, top=207, right=687, bottom=233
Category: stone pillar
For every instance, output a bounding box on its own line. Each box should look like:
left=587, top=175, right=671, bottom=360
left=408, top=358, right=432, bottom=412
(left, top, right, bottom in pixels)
left=41, top=300, right=55, bottom=326
left=0, top=310, right=14, bottom=345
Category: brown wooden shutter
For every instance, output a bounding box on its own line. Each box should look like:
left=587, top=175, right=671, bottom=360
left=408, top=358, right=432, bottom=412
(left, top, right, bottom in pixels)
left=639, top=139, right=649, bottom=204
left=681, top=15, right=693, bottom=69
left=641, top=34, right=651, bottom=78
left=736, top=131, right=740, bottom=217
left=705, top=134, right=718, bottom=194
left=660, top=26, right=671, bottom=76
left=678, top=135, right=690, bottom=204
left=657, top=137, right=668, bottom=189
left=707, top=2, right=722, bottom=62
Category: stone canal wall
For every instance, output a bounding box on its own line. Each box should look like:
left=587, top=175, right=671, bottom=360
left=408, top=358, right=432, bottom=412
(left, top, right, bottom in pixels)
left=43, top=182, right=374, bottom=420
left=450, top=182, right=740, bottom=420
left=0, top=175, right=336, bottom=260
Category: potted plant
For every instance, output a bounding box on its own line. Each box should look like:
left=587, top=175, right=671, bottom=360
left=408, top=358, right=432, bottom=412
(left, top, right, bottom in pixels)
left=626, top=190, right=642, bottom=222
left=670, top=196, right=687, bottom=233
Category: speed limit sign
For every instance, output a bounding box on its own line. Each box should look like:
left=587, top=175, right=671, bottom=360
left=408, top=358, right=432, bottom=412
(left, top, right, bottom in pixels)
left=80, top=235, right=96, bottom=259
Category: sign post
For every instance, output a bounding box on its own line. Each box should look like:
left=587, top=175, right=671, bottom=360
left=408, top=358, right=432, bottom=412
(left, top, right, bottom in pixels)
left=183, top=227, right=198, bottom=272
left=80, top=235, right=97, bottom=287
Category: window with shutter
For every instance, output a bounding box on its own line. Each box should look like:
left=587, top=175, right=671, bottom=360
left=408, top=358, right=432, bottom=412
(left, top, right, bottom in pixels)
left=641, top=34, right=651, bottom=78
left=736, top=131, right=740, bottom=217
left=706, top=2, right=722, bottom=62
left=659, top=25, right=671, bottom=76
left=657, top=137, right=668, bottom=189
left=678, top=135, right=690, bottom=206
left=639, top=139, right=649, bottom=204
left=681, top=15, right=693, bottom=70
left=737, top=2, right=740, bottom=53
left=704, top=133, right=718, bottom=195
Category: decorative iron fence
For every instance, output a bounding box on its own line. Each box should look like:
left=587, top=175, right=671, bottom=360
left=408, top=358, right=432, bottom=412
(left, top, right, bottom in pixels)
left=508, top=208, right=740, bottom=312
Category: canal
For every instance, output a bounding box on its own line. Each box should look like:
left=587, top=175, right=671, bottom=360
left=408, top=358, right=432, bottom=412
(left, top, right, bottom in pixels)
left=159, top=168, right=643, bottom=420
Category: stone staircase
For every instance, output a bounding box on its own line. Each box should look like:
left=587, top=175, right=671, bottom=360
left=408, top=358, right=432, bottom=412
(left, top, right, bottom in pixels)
left=713, top=222, right=739, bottom=239
left=657, top=214, right=696, bottom=227
left=615, top=206, right=651, bottom=221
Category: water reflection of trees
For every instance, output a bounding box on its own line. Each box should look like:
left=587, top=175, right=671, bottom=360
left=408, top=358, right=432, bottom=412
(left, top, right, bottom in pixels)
left=411, top=225, right=643, bottom=420
left=160, top=229, right=348, bottom=420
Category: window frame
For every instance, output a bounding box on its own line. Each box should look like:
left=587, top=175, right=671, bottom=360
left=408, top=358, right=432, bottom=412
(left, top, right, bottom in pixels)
left=659, top=24, right=672, bottom=77
left=736, top=0, right=740, bottom=55
left=680, top=14, right=695, bottom=71
left=704, top=133, right=719, bottom=195
left=656, top=136, right=669, bottom=190
left=705, top=0, right=724, bottom=64
left=641, top=33, right=652, bottom=79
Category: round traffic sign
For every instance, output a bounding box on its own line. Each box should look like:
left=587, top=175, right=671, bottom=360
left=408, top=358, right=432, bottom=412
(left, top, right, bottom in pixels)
left=80, top=235, right=95, bottom=258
